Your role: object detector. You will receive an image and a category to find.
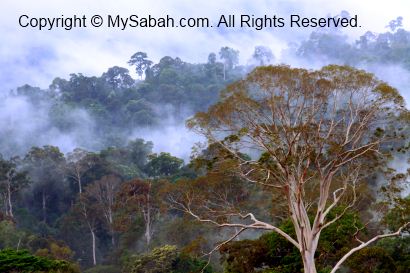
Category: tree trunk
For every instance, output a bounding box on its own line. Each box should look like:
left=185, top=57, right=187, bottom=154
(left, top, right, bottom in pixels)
left=82, top=202, right=97, bottom=266
left=16, top=237, right=21, bottom=251
left=108, top=209, right=115, bottom=246
left=302, top=251, right=317, bottom=273
left=7, top=181, right=13, bottom=218
left=287, top=177, right=320, bottom=273
left=145, top=221, right=151, bottom=245
left=144, top=185, right=152, bottom=246
left=78, top=177, right=82, bottom=195
left=91, top=228, right=96, bottom=265
left=111, top=230, right=115, bottom=246
left=42, top=191, right=46, bottom=223
left=74, top=168, right=82, bottom=195
left=2, top=197, right=7, bottom=216
left=298, top=228, right=319, bottom=273
left=145, top=207, right=151, bottom=245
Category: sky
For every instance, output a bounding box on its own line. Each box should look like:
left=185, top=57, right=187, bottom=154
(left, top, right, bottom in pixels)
left=1, top=0, right=410, bottom=92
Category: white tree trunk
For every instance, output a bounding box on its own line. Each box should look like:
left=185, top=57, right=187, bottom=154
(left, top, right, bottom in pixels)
left=302, top=251, right=317, bottom=273
left=91, top=228, right=96, bottom=265
left=7, top=181, right=13, bottom=218
left=2, top=197, right=7, bottom=216
left=109, top=210, right=115, bottom=246
left=145, top=221, right=151, bottom=245
left=287, top=176, right=321, bottom=273
left=42, top=191, right=46, bottom=222
left=111, top=230, right=115, bottom=246
left=108, top=206, right=115, bottom=246
left=144, top=207, right=151, bottom=245
left=78, top=176, right=82, bottom=195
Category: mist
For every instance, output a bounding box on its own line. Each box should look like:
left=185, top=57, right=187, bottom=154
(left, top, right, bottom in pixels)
left=0, top=90, right=204, bottom=161
left=0, top=94, right=97, bottom=157
left=1, top=18, right=410, bottom=163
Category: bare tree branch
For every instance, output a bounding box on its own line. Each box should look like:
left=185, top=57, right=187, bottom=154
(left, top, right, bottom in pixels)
left=330, top=222, right=409, bottom=273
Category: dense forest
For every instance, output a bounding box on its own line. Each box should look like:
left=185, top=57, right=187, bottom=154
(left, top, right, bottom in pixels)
left=0, top=15, right=409, bottom=273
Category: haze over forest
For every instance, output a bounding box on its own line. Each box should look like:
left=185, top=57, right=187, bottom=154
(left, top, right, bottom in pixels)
left=1, top=13, right=410, bottom=159
left=0, top=5, right=409, bottom=273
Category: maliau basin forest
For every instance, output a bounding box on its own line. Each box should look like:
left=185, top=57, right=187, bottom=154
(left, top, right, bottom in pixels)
left=0, top=13, right=409, bottom=273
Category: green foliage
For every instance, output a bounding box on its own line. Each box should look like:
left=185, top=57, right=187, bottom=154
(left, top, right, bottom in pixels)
left=49, top=51, right=239, bottom=138
left=22, top=146, right=68, bottom=226
left=172, top=253, right=212, bottom=273
left=220, top=220, right=301, bottom=273
left=220, top=210, right=364, bottom=273
left=1, top=48, right=244, bottom=160
left=383, top=196, right=410, bottom=231
left=317, top=207, right=365, bottom=266
left=220, top=207, right=410, bottom=273
left=220, top=238, right=271, bottom=273
left=373, top=237, right=410, bottom=273
left=145, top=152, right=184, bottom=178
left=100, top=138, right=153, bottom=179
left=33, top=240, right=75, bottom=261
left=0, top=248, right=79, bottom=273
left=347, top=247, right=397, bottom=273
left=0, top=221, right=26, bottom=249
left=84, top=265, right=121, bottom=273
left=125, top=245, right=177, bottom=273
left=0, top=220, right=77, bottom=263
left=124, top=245, right=212, bottom=273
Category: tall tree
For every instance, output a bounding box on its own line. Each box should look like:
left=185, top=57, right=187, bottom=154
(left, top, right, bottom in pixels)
left=252, top=46, right=274, bottom=66
left=128, top=52, right=153, bottom=79
left=101, top=66, right=134, bottom=89
left=0, top=157, right=30, bottom=218
left=66, top=148, right=94, bottom=196
left=22, top=146, right=66, bottom=224
left=386, top=16, right=403, bottom=32
left=116, top=179, right=160, bottom=246
left=84, top=174, right=122, bottom=246
left=77, top=191, right=99, bottom=266
left=172, top=65, right=409, bottom=273
left=219, top=47, right=239, bottom=80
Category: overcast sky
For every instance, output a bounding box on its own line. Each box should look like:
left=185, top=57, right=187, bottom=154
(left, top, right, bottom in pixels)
left=1, top=0, right=410, bottom=92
